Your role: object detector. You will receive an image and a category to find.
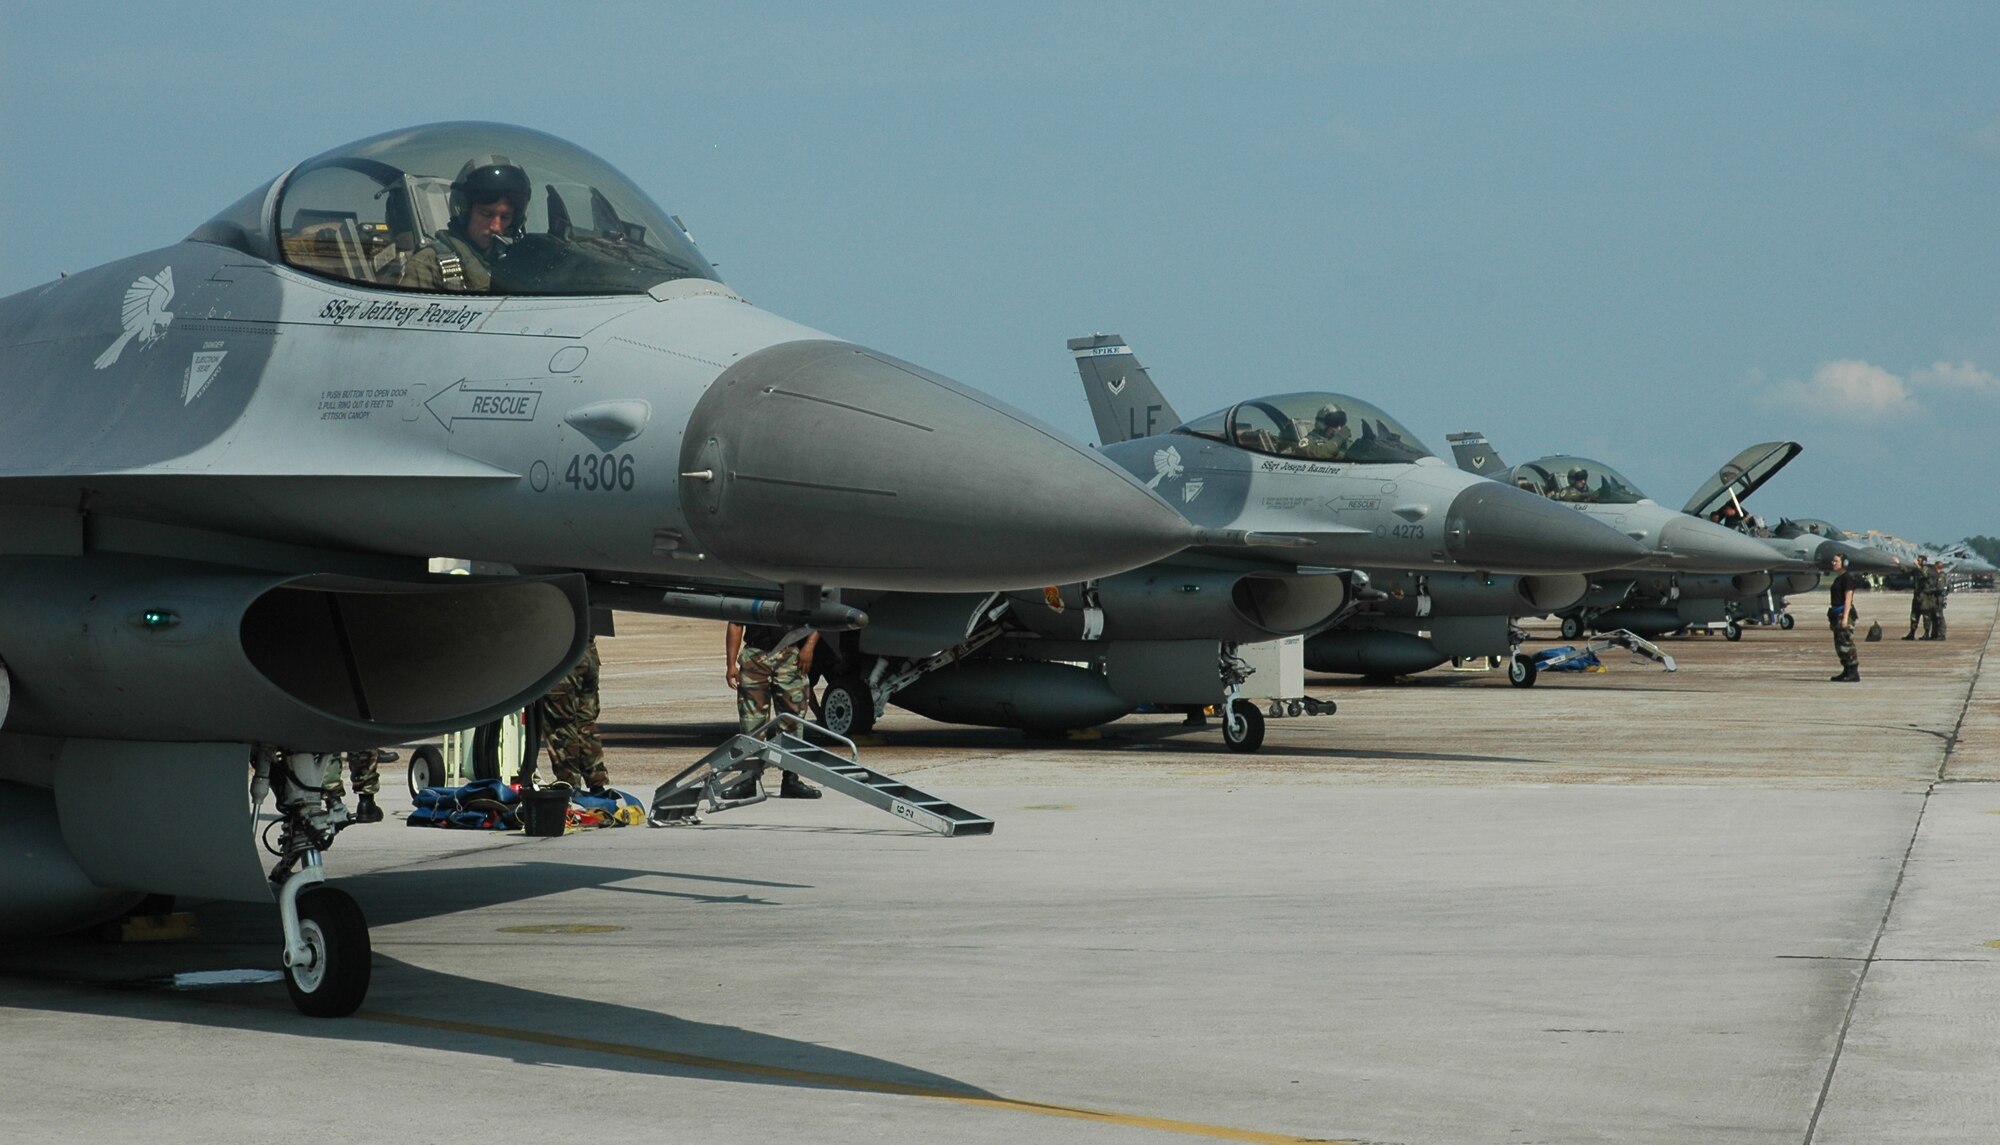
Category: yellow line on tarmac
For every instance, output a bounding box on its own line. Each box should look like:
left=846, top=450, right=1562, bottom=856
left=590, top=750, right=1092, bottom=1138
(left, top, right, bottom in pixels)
left=359, top=1009, right=1346, bottom=1144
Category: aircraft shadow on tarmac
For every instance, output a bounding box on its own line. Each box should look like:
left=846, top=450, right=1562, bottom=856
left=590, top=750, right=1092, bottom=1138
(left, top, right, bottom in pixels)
left=0, top=859, right=994, bottom=1099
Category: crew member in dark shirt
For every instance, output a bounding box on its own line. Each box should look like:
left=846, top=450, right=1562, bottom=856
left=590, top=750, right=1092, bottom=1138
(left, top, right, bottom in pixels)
left=1827, top=554, right=1860, bottom=683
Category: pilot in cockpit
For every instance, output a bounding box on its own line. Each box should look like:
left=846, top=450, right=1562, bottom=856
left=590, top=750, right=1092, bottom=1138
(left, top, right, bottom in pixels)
left=1299, top=404, right=1352, bottom=461
left=399, top=155, right=531, bottom=292
left=1552, top=466, right=1597, bottom=503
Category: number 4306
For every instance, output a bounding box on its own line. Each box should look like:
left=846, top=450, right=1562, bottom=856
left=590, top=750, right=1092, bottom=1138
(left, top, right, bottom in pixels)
left=565, top=453, right=635, bottom=491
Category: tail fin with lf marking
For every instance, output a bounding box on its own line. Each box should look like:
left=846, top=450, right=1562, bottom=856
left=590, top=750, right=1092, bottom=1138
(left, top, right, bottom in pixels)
left=1069, top=334, right=1183, bottom=445
left=1444, top=431, right=1509, bottom=479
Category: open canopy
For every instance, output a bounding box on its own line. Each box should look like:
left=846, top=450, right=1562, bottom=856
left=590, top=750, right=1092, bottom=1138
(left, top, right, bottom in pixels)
left=191, top=122, right=718, bottom=296
left=1510, top=455, right=1650, bottom=505
left=1174, top=391, right=1433, bottom=464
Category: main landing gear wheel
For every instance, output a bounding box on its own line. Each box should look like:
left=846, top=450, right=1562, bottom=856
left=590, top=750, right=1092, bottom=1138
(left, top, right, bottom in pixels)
left=405, top=744, right=446, bottom=797
left=1559, top=616, right=1585, bottom=640
left=285, top=886, right=371, bottom=1018
left=1223, top=698, right=1265, bottom=753
left=1508, top=654, right=1539, bottom=688
left=1724, top=622, right=1743, bottom=642
left=815, top=674, right=876, bottom=737
left=1778, top=613, right=1795, bottom=630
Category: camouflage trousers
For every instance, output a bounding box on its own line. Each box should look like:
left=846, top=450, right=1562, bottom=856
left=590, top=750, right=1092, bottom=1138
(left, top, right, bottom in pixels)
left=541, top=640, right=608, bottom=789
left=1830, top=615, right=1858, bottom=669
left=323, top=750, right=382, bottom=799
left=737, top=644, right=809, bottom=734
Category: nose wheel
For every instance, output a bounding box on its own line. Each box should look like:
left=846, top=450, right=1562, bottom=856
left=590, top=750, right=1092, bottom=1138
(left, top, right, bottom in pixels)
left=283, top=885, right=371, bottom=1017
left=1508, top=653, right=1539, bottom=687
left=1222, top=698, right=1266, bottom=753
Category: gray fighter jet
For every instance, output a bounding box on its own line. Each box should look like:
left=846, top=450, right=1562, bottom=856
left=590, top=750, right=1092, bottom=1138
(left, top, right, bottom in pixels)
left=0, top=122, right=1205, bottom=1016
left=792, top=336, right=1647, bottom=748
left=1303, top=437, right=1820, bottom=682
left=1447, top=435, right=1889, bottom=640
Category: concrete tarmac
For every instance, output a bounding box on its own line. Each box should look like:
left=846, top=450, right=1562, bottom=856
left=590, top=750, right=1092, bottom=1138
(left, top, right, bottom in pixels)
left=3, top=591, right=1996, bottom=1144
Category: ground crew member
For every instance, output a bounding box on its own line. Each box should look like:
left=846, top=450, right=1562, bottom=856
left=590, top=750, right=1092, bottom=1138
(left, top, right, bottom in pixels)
left=725, top=621, right=822, bottom=798
left=1926, top=560, right=1950, bottom=640
left=1904, top=555, right=1932, bottom=640
left=539, top=638, right=611, bottom=793
left=1828, top=553, right=1860, bottom=682
left=323, top=749, right=392, bottom=822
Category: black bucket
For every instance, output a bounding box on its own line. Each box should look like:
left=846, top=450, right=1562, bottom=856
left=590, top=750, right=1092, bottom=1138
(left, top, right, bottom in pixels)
left=522, top=787, right=571, bottom=837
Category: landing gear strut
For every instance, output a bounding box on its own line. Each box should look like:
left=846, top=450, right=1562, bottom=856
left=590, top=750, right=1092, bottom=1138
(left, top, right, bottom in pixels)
left=255, top=747, right=371, bottom=1017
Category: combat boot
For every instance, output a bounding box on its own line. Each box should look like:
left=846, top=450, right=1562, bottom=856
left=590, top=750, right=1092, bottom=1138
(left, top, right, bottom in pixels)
left=1901, top=627, right=1916, bottom=640
left=778, top=772, right=822, bottom=799
left=1829, top=666, right=1859, bottom=682
left=355, top=794, right=383, bottom=823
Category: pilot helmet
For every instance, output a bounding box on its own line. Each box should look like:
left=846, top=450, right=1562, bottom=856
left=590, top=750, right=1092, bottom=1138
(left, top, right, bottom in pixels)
left=1315, top=405, right=1347, bottom=431
left=1567, top=466, right=1589, bottom=484
left=450, top=155, right=532, bottom=226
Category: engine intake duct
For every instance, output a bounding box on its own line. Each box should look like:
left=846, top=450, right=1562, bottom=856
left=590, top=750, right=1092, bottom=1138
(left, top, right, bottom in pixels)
left=1007, top=566, right=1349, bottom=644
left=0, top=555, right=587, bottom=749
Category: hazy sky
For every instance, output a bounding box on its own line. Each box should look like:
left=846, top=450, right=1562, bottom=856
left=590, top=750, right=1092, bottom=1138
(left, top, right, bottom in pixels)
left=4, top=2, right=1994, bottom=543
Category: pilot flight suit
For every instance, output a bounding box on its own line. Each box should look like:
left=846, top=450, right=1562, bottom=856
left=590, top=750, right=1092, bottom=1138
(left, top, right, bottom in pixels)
left=1298, top=427, right=1351, bottom=461
left=1552, top=484, right=1597, bottom=503
left=398, top=229, right=495, bottom=292
left=539, top=639, right=609, bottom=791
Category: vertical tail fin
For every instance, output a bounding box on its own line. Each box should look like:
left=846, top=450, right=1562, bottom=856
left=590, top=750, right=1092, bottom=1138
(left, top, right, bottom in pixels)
left=1069, top=334, right=1183, bottom=445
left=1444, top=431, right=1508, bottom=478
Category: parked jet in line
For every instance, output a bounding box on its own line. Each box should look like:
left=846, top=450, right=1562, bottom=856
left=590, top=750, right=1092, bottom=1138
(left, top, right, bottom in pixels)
left=778, top=335, right=1650, bottom=747
left=0, top=122, right=1207, bottom=1015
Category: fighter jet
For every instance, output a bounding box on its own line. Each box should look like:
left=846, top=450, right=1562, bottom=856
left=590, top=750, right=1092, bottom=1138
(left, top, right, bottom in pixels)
left=1446, top=435, right=1886, bottom=640
left=788, top=335, right=1648, bottom=748
left=0, top=122, right=1205, bottom=1016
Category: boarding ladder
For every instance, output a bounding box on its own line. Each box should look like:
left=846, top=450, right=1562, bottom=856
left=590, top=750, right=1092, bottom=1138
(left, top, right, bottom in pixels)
left=648, top=713, right=993, bottom=837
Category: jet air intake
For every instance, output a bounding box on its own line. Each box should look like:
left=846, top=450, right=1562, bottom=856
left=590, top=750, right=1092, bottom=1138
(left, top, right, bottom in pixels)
left=678, top=340, right=1197, bottom=592
left=0, top=555, right=587, bottom=749
left=1006, top=566, right=1351, bottom=644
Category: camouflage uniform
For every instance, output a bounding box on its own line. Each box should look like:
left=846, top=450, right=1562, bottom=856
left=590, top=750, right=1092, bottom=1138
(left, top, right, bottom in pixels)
left=322, top=750, right=382, bottom=800
left=1907, top=563, right=1933, bottom=638
left=539, top=639, right=609, bottom=789
left=1926, top=563, right=1949, bottom=639
left=1830, top=613, right=1858, bottom=670
left=736, top=639, right=812, bottom=733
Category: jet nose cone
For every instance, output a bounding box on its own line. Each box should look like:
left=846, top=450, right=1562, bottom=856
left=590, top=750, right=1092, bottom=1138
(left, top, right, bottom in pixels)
left=1658, top=516, right=1789, bottom=573
left=1828, top=541, right=1900, bottom=573
left=679, top=340, right=1193, bottom=590
left=1441, top=484, right=1649, bottom=573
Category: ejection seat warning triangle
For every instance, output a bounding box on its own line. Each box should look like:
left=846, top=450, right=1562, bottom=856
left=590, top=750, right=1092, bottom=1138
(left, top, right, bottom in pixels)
left=425, top=379, right=543, bottom=431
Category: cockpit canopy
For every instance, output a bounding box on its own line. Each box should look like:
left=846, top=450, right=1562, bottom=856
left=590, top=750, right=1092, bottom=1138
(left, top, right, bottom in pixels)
left=190, top=122, right=718, bottom=296
left=1174, top=392, right=1433, bottom=464
left=1510, top=456, right=1649, bottom=505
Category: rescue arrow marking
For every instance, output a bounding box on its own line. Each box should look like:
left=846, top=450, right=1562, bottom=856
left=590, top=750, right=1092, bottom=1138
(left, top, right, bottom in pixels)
left=425, top=379, right=543, bottom=431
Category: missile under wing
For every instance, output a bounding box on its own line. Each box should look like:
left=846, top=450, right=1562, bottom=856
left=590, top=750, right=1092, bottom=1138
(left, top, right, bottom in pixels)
left=0, top=122, right=1199, bottom=1015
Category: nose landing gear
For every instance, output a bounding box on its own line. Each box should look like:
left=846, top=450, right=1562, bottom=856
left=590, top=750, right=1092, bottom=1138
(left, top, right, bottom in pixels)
left=256, top=748, right=372, bottom=1017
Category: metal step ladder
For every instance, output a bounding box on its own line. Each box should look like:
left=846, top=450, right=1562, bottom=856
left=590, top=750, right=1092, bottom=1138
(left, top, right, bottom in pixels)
left=649, top=713, right=993, bottom=837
